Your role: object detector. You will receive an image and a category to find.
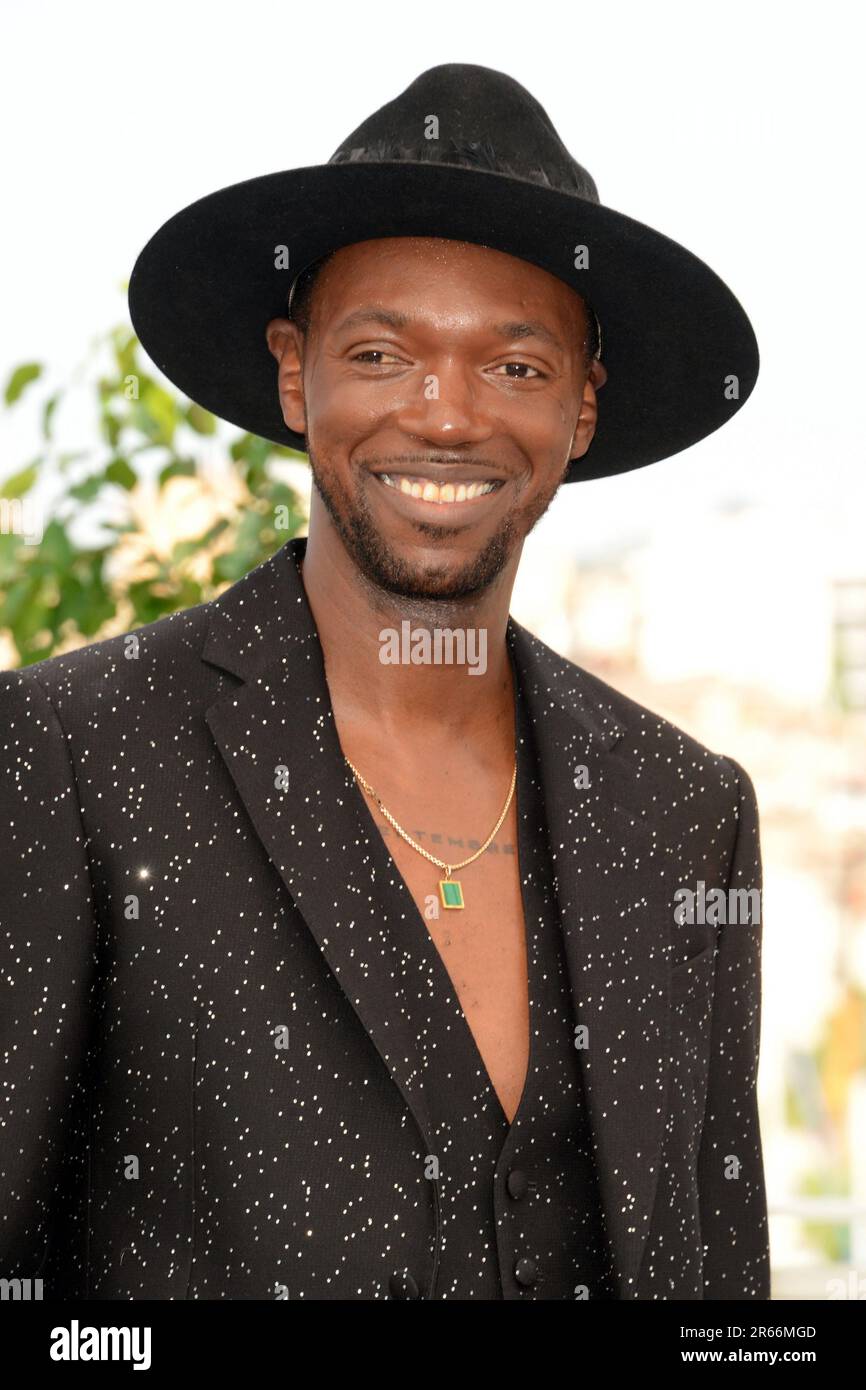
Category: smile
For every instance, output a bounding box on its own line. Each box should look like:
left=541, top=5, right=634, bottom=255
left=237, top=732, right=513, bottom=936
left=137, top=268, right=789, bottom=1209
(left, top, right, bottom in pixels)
left=377, top=473, right=504, bottom=504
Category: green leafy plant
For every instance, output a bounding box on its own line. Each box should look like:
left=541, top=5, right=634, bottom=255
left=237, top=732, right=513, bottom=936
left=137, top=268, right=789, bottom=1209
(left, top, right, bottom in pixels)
left=0, top=325, right=307, bottom=666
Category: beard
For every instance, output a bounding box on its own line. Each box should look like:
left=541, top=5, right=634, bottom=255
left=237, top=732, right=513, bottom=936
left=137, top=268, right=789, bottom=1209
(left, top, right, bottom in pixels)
left=305, top=443, right=567, bottom=606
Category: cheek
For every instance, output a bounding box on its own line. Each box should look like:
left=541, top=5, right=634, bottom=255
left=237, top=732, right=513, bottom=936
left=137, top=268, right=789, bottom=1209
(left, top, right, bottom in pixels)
left=502, top=387, right=575, bottom=445
left=512, top=396, right=577, bottom=475
left=305, top=367, right=386, bottom=446
left=316, top=369, right=394, bottom=439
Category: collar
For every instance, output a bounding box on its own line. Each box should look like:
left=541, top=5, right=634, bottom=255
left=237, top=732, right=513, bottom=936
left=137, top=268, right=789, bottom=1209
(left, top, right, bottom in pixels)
left=201, top=535, right=626, bottom=752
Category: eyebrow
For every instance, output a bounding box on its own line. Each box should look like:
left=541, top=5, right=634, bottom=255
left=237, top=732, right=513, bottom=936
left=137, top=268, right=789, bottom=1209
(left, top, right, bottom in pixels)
left=334, top=307, right=565, bottom=352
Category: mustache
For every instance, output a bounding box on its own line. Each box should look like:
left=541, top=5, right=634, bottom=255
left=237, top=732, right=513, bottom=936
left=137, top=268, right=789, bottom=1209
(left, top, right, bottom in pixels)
left=360, top=453, right=499, bottom=469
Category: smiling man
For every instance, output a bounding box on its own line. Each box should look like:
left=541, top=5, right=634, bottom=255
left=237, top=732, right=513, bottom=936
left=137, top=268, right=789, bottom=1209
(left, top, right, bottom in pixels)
left=1, top=64, right=770, bottom=1300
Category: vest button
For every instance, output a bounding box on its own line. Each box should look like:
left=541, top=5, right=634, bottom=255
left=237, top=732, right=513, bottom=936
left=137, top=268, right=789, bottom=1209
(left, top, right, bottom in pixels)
left=506, top=1168, right=529, bottom=1200
left=513, top=1257, right=538, bottom=1287
left=389, top=1270, right=421, bottom=1299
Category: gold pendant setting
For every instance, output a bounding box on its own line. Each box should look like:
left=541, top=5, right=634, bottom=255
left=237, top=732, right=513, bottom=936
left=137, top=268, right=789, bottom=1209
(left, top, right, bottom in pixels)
left=439, top=877, right=465, bottom=910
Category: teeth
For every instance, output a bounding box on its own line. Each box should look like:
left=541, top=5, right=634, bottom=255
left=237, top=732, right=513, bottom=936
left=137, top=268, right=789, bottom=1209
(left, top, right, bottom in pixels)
left=379, top=474, right=499, bottom=504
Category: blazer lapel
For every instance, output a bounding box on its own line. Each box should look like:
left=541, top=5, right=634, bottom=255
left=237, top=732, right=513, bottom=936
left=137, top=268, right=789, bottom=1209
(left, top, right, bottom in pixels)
left=506, top=618, right=672, bottom=1298
left=201, top=537, right=438, bottom=1152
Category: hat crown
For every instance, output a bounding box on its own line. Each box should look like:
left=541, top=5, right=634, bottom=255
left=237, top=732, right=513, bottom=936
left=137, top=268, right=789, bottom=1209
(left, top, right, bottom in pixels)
left=328, top=63, right=600, bottom=204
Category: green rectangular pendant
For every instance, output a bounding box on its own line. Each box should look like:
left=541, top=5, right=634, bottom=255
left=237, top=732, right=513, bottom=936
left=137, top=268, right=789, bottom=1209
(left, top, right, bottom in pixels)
left=439, top=879, right=464, bottom=909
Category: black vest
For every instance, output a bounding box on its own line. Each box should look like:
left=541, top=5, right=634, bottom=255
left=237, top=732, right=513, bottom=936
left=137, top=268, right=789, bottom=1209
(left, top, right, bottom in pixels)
left=388, top=647, right=616, bottom=1300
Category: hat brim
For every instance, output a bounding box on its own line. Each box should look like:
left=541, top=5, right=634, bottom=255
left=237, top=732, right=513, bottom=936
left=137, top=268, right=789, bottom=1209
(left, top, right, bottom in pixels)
left=128, top=160, right=758, bottom=484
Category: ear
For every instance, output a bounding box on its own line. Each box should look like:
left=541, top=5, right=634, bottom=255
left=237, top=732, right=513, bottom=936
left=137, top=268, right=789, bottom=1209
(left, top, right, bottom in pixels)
left=265, top=317, right=307, bottom=436
left=570, top=360, right=607, bottom=459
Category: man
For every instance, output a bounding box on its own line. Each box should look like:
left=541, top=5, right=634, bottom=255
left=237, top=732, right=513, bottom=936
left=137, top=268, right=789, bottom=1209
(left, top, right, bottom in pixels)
left=1, top=64, right=769, bottom=1299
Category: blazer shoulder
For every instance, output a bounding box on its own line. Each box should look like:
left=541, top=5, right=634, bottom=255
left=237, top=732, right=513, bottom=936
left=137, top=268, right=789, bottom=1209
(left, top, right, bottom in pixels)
left=1, top=598, right=211, bottom=710
left=559, top=649, right=751, bottom=805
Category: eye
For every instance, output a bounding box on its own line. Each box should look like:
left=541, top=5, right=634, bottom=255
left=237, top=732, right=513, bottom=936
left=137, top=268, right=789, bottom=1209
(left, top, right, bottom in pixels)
left=350, top=349, right=404, bottom=365
left=490, top=361, right=547, bottom=380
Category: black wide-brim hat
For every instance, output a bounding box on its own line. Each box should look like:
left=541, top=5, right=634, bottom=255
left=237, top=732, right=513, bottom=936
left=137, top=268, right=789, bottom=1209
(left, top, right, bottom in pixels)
left=128, top=63, right=758, bottom=484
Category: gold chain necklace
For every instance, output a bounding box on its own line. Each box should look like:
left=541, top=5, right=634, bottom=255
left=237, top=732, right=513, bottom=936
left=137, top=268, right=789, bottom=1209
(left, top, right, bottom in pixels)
left=344, top=754, right=517, bottom=910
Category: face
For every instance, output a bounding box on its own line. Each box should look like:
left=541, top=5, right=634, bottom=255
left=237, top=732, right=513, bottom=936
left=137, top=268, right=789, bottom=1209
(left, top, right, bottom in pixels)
left=266, top=237, right=606, bottom=603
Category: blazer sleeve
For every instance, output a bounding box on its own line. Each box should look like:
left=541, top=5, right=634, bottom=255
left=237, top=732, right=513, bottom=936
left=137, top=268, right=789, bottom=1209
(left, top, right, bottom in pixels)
left=696, top=755, right=771, bottom=1298
left=0, top=668, right=98, bottom=1277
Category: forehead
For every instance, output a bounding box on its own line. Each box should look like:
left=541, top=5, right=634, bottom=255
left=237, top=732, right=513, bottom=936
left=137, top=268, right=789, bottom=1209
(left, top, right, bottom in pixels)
left=312, top=236, right=586, bottom=335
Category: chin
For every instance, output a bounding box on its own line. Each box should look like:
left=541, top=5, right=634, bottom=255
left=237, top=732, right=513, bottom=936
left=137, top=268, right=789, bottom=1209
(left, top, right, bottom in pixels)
left=375, top=537, right=513, bottom=605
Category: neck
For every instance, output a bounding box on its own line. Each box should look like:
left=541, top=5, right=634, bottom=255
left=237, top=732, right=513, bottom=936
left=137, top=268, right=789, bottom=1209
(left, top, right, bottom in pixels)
left=297, top=508, right=521, bottom=746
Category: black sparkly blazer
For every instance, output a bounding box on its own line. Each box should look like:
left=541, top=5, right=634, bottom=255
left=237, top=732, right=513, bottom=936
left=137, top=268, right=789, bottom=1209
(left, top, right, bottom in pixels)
left=0, top=536, right=770, bottom=1299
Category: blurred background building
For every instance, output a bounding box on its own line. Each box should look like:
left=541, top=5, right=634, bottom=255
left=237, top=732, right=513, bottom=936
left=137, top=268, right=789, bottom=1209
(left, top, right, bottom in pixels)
left=514, top=497, right=866, bottom=1298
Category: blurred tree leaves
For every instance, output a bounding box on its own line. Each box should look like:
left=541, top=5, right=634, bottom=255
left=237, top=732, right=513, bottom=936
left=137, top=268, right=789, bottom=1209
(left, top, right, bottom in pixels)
left=0, top=326, right=307, bottom=667
left=4, top=362, right=42, bottom=406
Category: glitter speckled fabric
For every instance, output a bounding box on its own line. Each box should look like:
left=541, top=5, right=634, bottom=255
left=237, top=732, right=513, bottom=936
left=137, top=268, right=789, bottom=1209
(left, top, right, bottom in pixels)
left=0, top=536, right=770, bottom=1299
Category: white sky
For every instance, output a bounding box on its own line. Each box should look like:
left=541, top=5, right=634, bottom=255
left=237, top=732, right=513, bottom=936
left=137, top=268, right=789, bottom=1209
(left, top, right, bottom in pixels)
left=1, top=0, right=863, bottom=566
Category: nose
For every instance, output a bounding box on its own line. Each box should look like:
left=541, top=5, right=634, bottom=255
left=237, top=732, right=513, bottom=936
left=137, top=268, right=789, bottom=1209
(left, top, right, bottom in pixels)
left=393, top=359, right=495, bottom=450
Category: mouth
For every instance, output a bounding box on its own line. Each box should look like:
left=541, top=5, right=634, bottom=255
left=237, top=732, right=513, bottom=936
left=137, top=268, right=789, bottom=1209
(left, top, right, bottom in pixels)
left=374, top=472, right=506, bottom=506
